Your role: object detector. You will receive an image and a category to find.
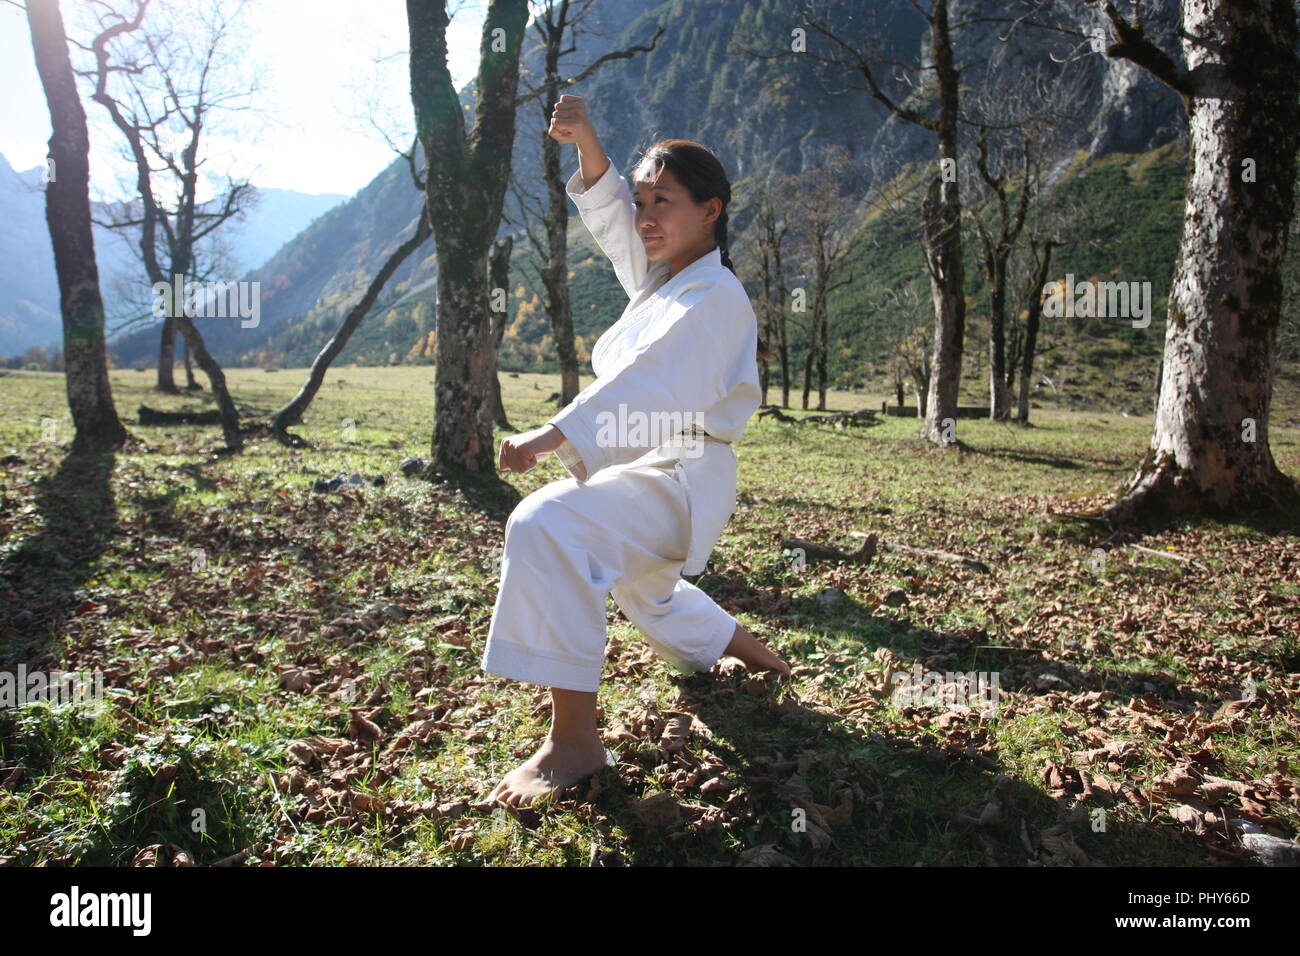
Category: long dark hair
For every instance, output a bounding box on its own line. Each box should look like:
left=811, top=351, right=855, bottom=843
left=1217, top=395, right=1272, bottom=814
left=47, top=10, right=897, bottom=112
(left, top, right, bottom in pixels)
left=634, top=138, right=773, bottom=363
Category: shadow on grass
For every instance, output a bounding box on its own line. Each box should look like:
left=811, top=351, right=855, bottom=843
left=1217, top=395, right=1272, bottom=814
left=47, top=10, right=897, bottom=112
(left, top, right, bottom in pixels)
left=566, top=665, right=1220, bottom=866
left=0, top=450, right=119, bottom=669
left=546, top=579, right=1244, bottom=865
left=965, top=444, right=1087, bottom=471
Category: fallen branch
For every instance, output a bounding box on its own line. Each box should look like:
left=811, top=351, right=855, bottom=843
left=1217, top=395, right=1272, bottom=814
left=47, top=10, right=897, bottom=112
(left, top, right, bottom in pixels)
left=864, top=534, right=991, bottom=574
left=758, top=406, right=798, bottom=423
left=1129, top=543, right=1208, bottom=572
left=782, top=534, right=877, bottom=563
left=138, top=404, right=223, bottom=425
left=780, top=532, right=991, bottom=574
left=759, top=406, right=881, bottom=427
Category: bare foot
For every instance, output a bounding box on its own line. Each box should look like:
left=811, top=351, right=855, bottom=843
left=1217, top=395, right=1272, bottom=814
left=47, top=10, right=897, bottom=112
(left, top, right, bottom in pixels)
left=722, top=623, right=791, bottom=678
left=482, top=734, right=611, bottom=809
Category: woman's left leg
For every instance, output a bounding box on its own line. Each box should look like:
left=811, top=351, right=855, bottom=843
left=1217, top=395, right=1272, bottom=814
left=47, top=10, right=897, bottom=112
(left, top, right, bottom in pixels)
left=611, top=570, right=792, bottom=678
left=479, top=462, right=699, bottom=807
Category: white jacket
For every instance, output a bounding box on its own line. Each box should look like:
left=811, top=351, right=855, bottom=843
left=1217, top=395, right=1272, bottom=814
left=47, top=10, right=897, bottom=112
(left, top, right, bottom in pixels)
left=547, top=160, right=761, bottom=575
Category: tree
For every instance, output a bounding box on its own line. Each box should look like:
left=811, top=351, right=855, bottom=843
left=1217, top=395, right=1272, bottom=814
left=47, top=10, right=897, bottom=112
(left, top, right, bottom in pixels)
left=964, top=59, right=1093, bottom=420
left=23, top=0, right=129, bottom=456
left=797, top=0, right=966, bottom=444
left=740, top=171, right=795, bottom=407
left=83, top=0, right=256, bottom=451
left=1008, top=183, right=1107, bottom=425
left=487, top=233, right=513, bottom=427
left=407, top=0, right=530, bottom=479
left=789, top=144, right=854, bottom=410
left=968, top=129, right=1031, bottom=420
left=879, top=282, right=933, bottom=417
left=507, top=0, right=662, bottom=408
left=1096, top=0, right=1300, bottom=519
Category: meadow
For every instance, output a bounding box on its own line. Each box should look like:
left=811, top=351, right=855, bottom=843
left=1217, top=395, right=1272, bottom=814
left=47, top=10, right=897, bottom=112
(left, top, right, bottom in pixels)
left=1, top=364, right=1297, bottom=865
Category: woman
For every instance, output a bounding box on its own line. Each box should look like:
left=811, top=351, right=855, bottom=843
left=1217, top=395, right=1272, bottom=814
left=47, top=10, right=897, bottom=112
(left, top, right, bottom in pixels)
left=479, top=94, right=790, bottom=809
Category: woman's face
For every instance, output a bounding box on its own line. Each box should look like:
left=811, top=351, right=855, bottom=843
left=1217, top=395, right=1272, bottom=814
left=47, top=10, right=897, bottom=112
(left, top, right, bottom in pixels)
left=631, top=163, right=720, bottom=267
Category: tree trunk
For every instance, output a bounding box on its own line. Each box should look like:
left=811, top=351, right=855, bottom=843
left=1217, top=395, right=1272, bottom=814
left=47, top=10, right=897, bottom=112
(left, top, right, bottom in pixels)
left=171, top=309, right=243, bottom=450
left=489, top=233, right=513, bottom=428
left=540, top=83, right=580, bottom=408
left=26, top=0, right=128, bottom=457
left=1105, top=0, right=1300, bottom=519
left=182, top=335, right=199, bottom=389
left=919, top=0, right=965, bottom=446
left=273, top=206, right=432, bottom=442
left=408, top=0, right=528, bottom=480
left=1017, top=240, right=1053, bottom=424
left=776, top=272, right=790, bottom=408
left=815, top=297, right=828, bottom=410
left=800, top=310, right=816, bottom=410
left=988, top=257, right=1010, bottom=419
left=157, top=314, right=177, bottom=392
left=150, top=251, right=242, bottom=451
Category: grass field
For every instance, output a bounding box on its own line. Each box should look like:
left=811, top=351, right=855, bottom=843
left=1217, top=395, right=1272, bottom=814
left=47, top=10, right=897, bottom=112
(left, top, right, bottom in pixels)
left=1, top=364, right=1298, bottom=866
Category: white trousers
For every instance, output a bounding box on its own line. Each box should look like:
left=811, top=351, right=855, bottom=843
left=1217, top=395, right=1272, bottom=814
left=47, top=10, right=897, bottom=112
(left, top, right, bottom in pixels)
left=481, top=456, right=737, bottom=693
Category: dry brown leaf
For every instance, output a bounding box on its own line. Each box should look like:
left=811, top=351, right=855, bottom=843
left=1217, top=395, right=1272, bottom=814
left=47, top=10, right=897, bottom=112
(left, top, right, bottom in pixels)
left=634, top=791, right=683, bottom=830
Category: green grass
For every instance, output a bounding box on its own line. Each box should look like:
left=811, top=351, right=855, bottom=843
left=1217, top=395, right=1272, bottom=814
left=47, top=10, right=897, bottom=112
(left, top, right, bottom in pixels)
left=0, top=364, right=1297, bottom=866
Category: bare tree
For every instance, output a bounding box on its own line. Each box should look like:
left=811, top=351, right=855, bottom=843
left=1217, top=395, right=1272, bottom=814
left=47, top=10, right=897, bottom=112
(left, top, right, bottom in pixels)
left=407, top=0, right=530, bottom=479
left=487, top=233, right=513, bottom=427
left=880, top=282, right=933, bottom=417
left=788, top=0, right=967, bottom=443
left=80, top=0, right=258, bottom=451
left=738, top=171, right=796, bottom=407
left=22, top=0, right=128, bottom=455
left=1096, top=0, right=1300, bottom=519
left=968, top=128, right=1032, bottom=420
left=963, top=60, right=1094, bottom=420
left=788, top=144, right=854, bottom=410
left=271, top=127, right=432, bottom=444
left=504, top=0, right=663, bottom=408
left=1007, top=182, right=1109, bottom=424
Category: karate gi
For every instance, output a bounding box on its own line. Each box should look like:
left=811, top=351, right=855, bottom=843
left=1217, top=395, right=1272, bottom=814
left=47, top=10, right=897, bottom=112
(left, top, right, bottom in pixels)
left=480, top=159, right=762, bottom=693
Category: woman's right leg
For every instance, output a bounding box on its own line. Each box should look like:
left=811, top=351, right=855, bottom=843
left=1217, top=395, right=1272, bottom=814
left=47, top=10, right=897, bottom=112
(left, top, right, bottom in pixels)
left=611, top=570, right=792, bottom=678
left=484, top=687, right=607, bottom=809
left=478, top=465, right=691, bottom=807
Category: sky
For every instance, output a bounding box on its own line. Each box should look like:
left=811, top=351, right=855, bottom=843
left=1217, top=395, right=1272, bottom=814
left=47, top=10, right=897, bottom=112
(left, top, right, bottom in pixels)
left=1, top=0, right=492, bottom=199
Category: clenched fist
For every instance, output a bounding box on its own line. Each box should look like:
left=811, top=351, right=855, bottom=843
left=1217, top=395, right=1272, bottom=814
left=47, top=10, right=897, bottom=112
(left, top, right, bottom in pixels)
left=548, top=93, right=596, bottom=146
left=499, top=423, right=566, bottom=475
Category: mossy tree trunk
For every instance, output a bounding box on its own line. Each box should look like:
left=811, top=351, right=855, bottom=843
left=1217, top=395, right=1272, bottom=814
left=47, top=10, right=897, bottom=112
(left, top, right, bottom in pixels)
left=407, top=0, right=529, bottom=480
left=26, top=0, right=128, bottom=456
left=1100, top=0, right=1300, bottom=520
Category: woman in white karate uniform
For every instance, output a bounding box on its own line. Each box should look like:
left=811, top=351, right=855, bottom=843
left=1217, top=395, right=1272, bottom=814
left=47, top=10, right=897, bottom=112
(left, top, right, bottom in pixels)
left=480, top=94, right=790, bottom=809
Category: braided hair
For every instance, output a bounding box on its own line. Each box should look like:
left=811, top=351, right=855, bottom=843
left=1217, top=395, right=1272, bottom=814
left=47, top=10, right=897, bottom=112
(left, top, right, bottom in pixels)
left=635, top=139, right=772, bottom=363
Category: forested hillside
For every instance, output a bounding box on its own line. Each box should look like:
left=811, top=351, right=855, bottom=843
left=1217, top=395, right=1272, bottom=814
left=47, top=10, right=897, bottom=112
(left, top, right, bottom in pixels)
left=94, top=0, right=1300, bottom=420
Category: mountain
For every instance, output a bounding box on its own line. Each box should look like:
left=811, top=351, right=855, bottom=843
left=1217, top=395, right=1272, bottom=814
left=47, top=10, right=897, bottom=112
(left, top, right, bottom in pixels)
left=0, top=150, right=344, bottom=360
left=16, top=0, right=1236, bottom=416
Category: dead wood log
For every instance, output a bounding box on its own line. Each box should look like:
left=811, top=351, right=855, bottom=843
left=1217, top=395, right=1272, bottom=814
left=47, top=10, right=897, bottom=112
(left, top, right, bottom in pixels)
left=781, top=531, right=990, bottom=573
left=758, top=406, right=881, bottom=426
left=781, top=534, right=878, bottom=563
left=138, top=405, right=223, bottom=425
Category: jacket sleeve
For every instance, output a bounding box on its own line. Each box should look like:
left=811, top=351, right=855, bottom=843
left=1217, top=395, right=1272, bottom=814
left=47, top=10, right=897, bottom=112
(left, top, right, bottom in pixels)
left=566, top=161, right=654, bottom=301
left=546, top=281, right=744, bottom=480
